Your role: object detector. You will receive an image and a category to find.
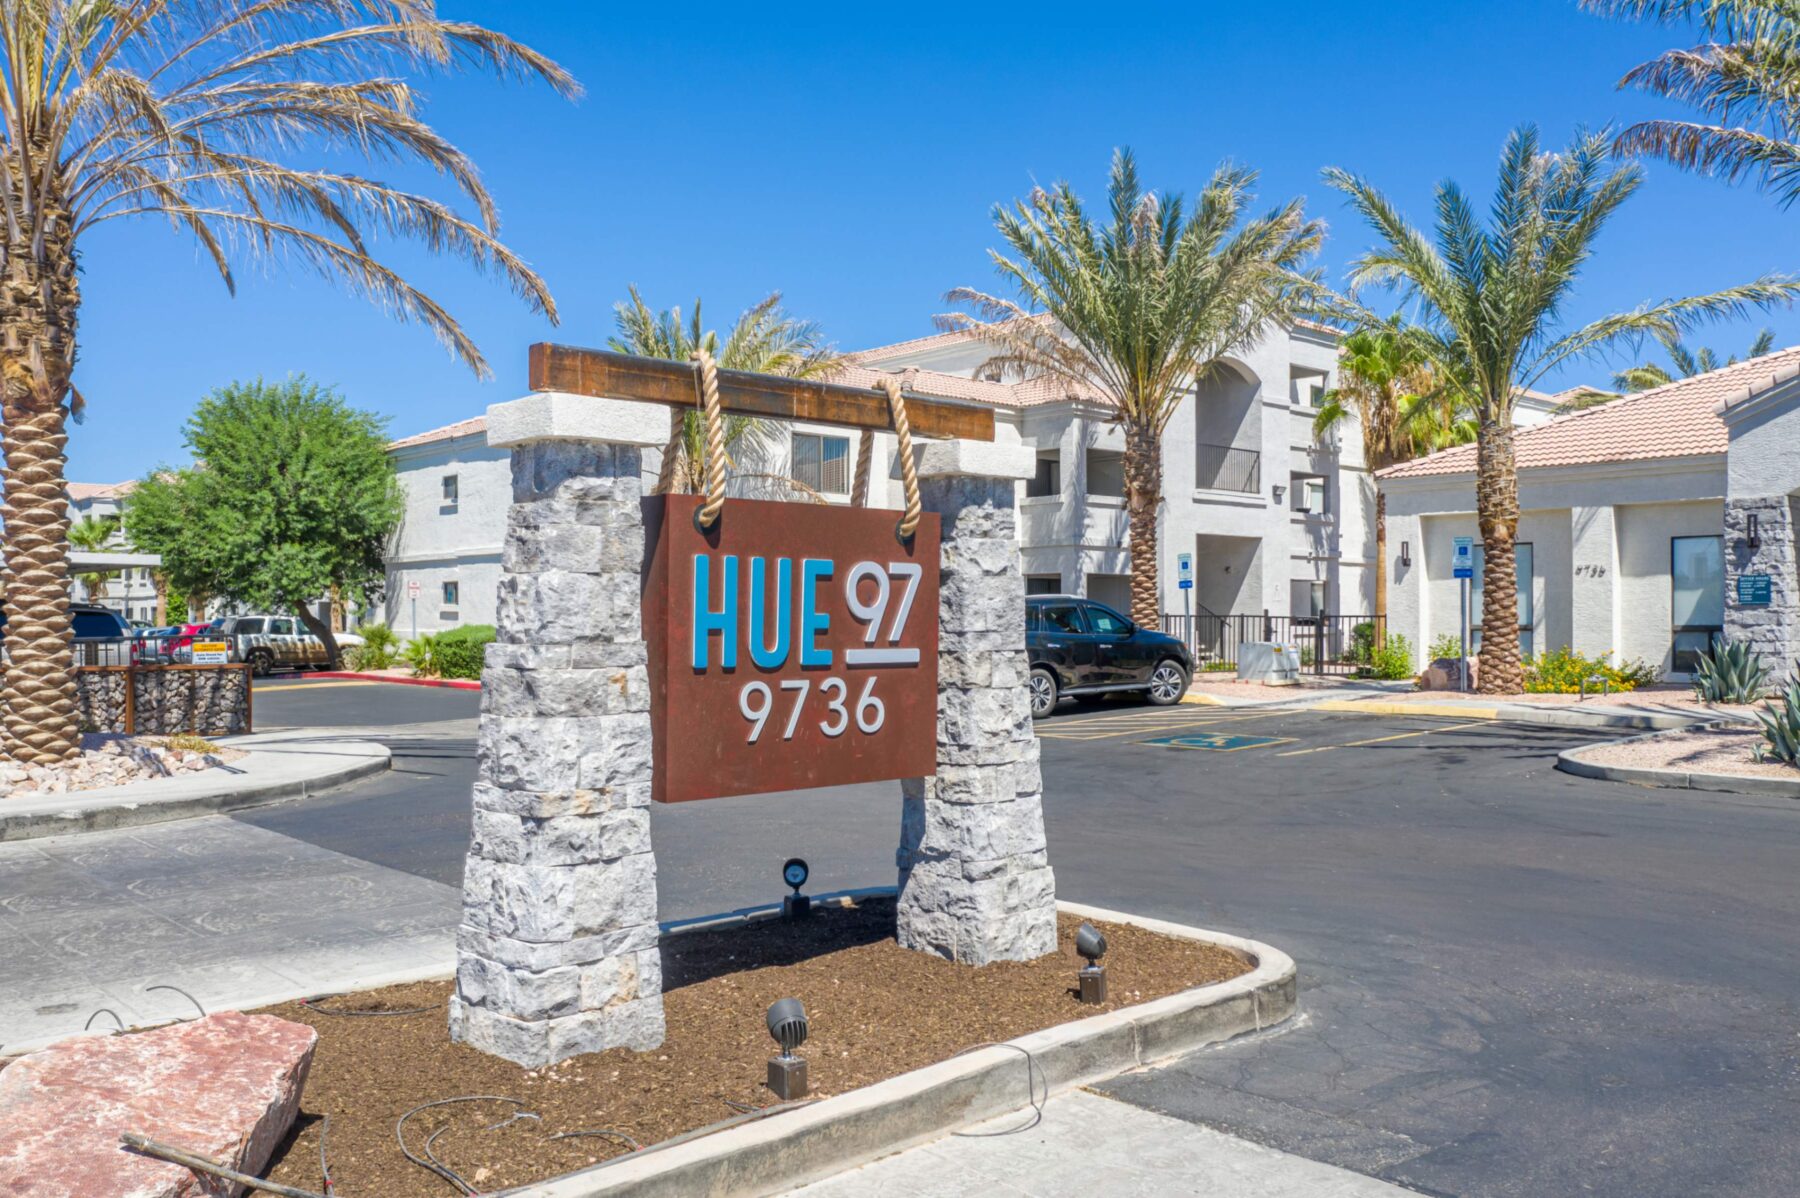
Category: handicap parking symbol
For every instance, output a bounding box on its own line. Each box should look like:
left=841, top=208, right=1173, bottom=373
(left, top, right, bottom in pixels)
left=1141, top=733, right=1290, bottom=752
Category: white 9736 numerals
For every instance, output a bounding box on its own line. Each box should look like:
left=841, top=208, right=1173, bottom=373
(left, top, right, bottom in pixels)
left=739, top=675, right=885, bottom=743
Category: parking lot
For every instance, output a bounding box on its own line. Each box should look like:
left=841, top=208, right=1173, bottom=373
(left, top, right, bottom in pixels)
left=8, top=681, right=1797, bottom=1195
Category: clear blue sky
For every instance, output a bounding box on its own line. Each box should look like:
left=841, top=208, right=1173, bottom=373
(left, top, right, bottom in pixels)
left=68, top=0, right=1800, bottom=483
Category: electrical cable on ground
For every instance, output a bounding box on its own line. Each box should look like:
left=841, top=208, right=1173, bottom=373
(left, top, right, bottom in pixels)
left=394, top=1095, right=530, bottom=1196
left=145, top=984, right=206, bottom=1020
left=85, top=1007, right=124, bottom=1032
left=550, top=1128, right=642, bottom=1152
left=948, top=1042, right=1046, bottom=1137
left=318, top=1114, right=334, bottom=1196
left=120, top=1132, right=327, bottom=1198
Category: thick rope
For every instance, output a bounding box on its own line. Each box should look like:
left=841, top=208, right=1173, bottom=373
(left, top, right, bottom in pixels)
left=690, top=349, right=727, bottom=528
left=875, top=376, right=922, bottom=540
left=850, top=429, right=874, bottom=507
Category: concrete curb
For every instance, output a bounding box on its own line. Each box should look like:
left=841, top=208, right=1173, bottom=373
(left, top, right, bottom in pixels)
left=1312, top=696, right=1744, bottom=732
left=511, top=896, right=1297, bottom=1198
left=305, top=672, right=481, bottom=690
left=0, top=737, right=391, bottom=842
left=1556, top=730, right=1800, bottom=797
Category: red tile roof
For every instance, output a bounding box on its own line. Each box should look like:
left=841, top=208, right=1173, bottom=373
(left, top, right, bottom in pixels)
left=388, top=415, right=488, bottom=450
left=67, top=481, right=137, bottom=501
left=1379, top=346, right=1800, bottom=480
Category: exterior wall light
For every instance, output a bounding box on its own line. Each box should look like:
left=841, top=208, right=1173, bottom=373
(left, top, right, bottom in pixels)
left=1272, top=484, right=1286, bottom=505
left=1747, top=513, right=1762, bottom=550
left=782, top=857, right=811, bottom=920
left=766, top=998, right=810, bottom=1099
left=1400, top=542, right=1412, bottom=568
left=1075, top=922, right=1108, bottom=1005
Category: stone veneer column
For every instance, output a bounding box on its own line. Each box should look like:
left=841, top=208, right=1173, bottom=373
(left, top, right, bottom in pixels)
left=1725, top=496, right=1800, bottom=670
left=449, top=395, right=668, bottom=1067
left=896, top=441, right=1058, bottom=965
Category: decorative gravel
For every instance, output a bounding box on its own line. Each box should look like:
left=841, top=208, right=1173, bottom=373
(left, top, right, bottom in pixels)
left=1582, top=725, right=1800, bottom=781
left=0, top=733, right=246, bottom=798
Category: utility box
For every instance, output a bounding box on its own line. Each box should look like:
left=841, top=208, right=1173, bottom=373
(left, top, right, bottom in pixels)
left=1238, top=642, right=1301, bottom=685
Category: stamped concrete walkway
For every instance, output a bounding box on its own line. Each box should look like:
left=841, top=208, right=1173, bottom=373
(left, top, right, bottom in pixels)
left=788, top=1089, right=1413, bottom=1197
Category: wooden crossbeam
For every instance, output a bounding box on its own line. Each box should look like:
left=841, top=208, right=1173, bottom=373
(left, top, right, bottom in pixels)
left=529, top=344, right=995, bottom=442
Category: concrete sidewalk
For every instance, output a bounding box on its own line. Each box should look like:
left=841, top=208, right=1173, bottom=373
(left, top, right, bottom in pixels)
left=787, top=1089, right=1412, bottom=1197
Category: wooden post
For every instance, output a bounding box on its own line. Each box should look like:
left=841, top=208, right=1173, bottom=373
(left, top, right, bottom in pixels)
left=123, top=665, right=136, bottom=736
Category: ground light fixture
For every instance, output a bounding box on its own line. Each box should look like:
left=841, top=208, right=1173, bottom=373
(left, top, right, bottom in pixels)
left=782, top=857, right=811, bottom=920
left=1074, top=922, right=1108, bottom=1005
left=766, top=997, right=810, bottom=1099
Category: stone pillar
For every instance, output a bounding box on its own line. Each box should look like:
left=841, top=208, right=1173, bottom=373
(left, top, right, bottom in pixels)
left=1725, top=496, right=1800, bottom=670
left=1569, top=505, right=1619, bottom=661
left=896, top=441, right=1058, bottom=965
left=450, top=394, right=669, bottom=1068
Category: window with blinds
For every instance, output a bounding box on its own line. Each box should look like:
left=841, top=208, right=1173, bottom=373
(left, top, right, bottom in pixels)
left=792, top=432, right=851, bottom=495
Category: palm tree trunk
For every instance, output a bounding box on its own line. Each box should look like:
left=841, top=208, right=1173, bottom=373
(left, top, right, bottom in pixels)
left=1122, top=421, right=1163, bottom=627
left=1, top=212, right=83, bottom=763
left=1374, top=486, right=1388, bottom=644
left=1474, top=414, right=1523, bottom=693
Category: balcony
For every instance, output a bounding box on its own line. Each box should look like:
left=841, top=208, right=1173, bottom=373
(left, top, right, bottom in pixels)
left=1196, top=443, right=1262, bottom=494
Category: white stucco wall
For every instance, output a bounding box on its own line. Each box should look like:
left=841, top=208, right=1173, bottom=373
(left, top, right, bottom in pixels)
left=1617, top=499, right=1726, bottom=674
left=386, top=431, right=512, bottom=635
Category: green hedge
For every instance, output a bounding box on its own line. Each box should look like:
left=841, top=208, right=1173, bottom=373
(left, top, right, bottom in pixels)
left=403, top=624, right=496, bottom=680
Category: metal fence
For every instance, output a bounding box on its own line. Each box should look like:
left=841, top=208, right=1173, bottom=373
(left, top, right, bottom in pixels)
left=1162, top=612, right=1383, bottom=677
left=71, top=633, right=195, bottom=669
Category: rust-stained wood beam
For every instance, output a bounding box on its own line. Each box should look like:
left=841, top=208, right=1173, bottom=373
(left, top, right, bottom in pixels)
left=529, top=344, right=995, bottom=442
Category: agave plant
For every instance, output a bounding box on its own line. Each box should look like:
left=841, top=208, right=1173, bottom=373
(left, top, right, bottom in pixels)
left=1754, top=668, right=1800, bottom=766
left=1692, top=636, right=1770, bottom=704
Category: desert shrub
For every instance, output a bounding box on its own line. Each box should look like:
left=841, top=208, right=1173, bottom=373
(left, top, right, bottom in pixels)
left=1523, top=647, right=1657, bottom=694
left=1427, top=633, right=1464, bottom=662
left=1692, top=636, right=1769, bottom=704
left=345, top=622, right=399, bottom=671
left=1350, top=621, right=1377, bottom=665
left=402, top=632, right=440, bottom=677
left=432, top=624, right=495, bottom=680
left=1754, top=667, right=1800, bottom=766
left=1368, top=634, right=1416, bottom=681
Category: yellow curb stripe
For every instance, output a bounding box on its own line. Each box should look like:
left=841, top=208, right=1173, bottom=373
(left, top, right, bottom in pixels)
left=1312, top=699, right=1504, bottom=720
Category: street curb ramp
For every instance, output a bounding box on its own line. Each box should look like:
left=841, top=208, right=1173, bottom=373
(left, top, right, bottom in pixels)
left=513, top=897, right=1297, bottom=1198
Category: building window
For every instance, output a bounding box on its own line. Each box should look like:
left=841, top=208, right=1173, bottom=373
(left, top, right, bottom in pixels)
left=1672, top=535, right=1724, bottom=672
left=442, top=474, right=459, bottom=505
left=1028, top=453, right=1061, bottom=499
left=1291, top=474, right=1328, bottom=514
left=1025, top=575, right=1061, bottom=595
left=1470, top=541, right=1536, bottom=659
left=442, top=580, right=460, bottom=607
left=1085, top=450, right=1124, bottom=498
left=792, top=433, right=850, bottom=495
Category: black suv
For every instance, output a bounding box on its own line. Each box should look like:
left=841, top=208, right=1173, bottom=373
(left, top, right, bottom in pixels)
left=1025, top=595, right=1192, bottom=718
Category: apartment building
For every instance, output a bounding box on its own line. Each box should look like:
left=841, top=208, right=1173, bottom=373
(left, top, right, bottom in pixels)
left=66, top=481, right=163, bottom=623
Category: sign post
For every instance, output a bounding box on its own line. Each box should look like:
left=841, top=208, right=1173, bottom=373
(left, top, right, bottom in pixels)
left=1453, top=537, right=1475, bottom=693
left=1177, top=552, right=1193, bottom=649
left=406, top=579, right=420, bottom=643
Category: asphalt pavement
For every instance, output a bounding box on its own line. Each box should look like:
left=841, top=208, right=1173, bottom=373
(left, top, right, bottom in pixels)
left=8, top=676, right=1799, bottom=1196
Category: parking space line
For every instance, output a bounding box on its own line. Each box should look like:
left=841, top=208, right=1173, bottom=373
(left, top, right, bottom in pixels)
left=1274, top=720, right=1491, bottom=757
left=1036, top=710, right=1296, bottom=740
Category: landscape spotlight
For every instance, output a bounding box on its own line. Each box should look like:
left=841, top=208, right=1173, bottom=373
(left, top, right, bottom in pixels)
left=1074, top=922, right=1108, bottom=1005
left=766, top=997, right=809, bottom=1099
left=782, top=857, right=811, bottom=920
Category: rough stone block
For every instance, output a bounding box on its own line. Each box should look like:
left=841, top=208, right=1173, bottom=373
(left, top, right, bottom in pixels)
left=578, top=947, right=663, bottom=1009
left=496, top=571, right=616, bottom=644
left=0, top=1012, right=316, bottom=1198
left=577, top=713, right=653, bottom=789
left=457, top=921, right=661, bottom=973
left=470, top=780, right=650, bottom=820
left=899, top=792, right=1048, bottom=862
left=456, top=957, right=581, bottom=1021
left=477, top=716, right=588, bottom=791
left=572, top=851, right=659, bottom=935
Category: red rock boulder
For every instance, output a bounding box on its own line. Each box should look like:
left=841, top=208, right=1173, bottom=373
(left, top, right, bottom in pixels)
left=0, top=1011, right=316, bottom=1198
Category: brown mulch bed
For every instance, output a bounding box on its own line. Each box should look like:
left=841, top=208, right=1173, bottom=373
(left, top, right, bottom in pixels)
left=257, top=897, right=1248, bottom=1197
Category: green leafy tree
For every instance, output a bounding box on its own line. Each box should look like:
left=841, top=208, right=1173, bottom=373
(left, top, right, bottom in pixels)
left=66, top=515, right=122, bottom=603
left=1311, top=317, right=1474, bottom=635
left=1588, top=1, right=1800, bottom=205
left=1326, top=126, right=1799, bottom=693
left=945, top=149, right=1326, bottom=625
left=0, top=3, right=574, bottom=763
left=124, top=378, right=402, bottom=670
left=608, top=288, right=840, bottom=495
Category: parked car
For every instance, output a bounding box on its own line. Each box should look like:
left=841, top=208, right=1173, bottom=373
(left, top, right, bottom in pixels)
left=1025, top=595, right=1192, bottom=718
left=210, top=614, right=351, bottom=675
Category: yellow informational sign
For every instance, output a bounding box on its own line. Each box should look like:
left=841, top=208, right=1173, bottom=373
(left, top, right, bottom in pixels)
left=191, top=641, right=230, bottom=666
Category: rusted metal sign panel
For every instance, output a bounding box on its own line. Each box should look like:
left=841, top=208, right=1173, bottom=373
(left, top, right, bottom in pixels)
left=643, top=494, right=940, bottom=803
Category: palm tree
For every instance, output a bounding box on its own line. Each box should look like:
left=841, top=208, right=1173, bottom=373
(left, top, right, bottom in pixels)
left=1587, top=1, right=1800, bottom=205
left=66, top=514, right=121, bottom=603
left=608, top=288, right=840, bottom=495
left=1613, top=328, right=1776, bottom=391
left=0, top=3, right=575, bottom=764
left=1311, top=318, right=1472, bottom=637
left=943, top=149, right=1326, bottom=626
left=1326, top=126, right=1799, bottom=693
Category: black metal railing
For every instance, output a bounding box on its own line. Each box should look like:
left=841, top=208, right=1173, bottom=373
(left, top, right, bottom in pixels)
left=1162, top=612, right=1384, bottom=677
left=1195, top=443, right=1262, bottom=494
left=71, top=632, right=207, bottom=669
